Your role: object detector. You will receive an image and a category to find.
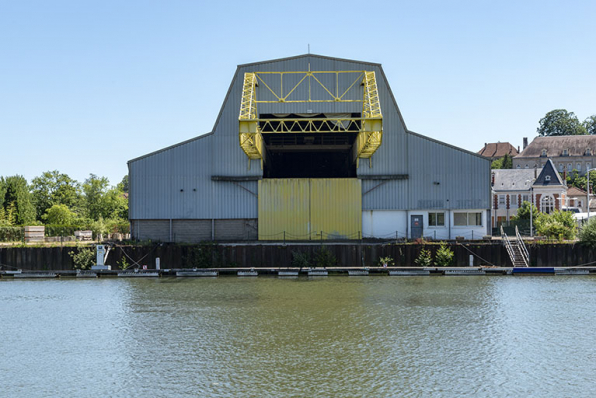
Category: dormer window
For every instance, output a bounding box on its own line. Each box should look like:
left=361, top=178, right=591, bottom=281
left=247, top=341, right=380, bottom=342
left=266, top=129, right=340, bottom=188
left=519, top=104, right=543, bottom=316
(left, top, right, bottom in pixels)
left=541, top=149, right=547, bottom=157
left=562, top=148, right=569, bottom=156
left=545, top=175, right=551, bottom=181
left=587, top=148, right=592, bottom=156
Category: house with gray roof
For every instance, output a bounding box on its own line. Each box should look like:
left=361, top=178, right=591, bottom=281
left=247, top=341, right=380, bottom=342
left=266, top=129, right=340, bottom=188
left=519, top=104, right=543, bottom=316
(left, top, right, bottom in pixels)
left=492, top=159, right=567, bottom=227
left=513, top=135, right=596, bottom=175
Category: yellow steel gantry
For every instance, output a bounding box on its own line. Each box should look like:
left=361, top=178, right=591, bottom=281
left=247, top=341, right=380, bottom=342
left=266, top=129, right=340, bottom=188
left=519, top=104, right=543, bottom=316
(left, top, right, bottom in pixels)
left=238, top=70, right=383, bottom=164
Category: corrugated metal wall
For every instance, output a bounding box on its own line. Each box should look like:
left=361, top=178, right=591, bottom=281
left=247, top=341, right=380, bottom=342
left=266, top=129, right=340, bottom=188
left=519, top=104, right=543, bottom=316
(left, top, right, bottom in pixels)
left=129, top=54, right=490, bottom=229
left=406, top=133, right=490, bottom=210
left=258, top=179, right=310, bottom=239
left=258, top=178, right=361, bottom=240
left=310, top=179, right=361, bottom=239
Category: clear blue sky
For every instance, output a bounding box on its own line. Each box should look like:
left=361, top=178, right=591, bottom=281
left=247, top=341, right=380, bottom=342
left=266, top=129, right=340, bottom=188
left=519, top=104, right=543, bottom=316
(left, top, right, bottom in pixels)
left=1, top=0, right=595, bottom=186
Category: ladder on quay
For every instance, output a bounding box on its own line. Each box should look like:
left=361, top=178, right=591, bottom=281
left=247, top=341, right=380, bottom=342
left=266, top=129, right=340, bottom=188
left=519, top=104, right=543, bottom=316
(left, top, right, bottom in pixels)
left=501, top=225, right=530, bottom=267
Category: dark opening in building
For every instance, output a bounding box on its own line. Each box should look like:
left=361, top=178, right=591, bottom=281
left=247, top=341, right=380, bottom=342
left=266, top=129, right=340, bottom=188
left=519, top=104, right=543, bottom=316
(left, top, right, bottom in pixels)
left=260, top=113, right=360, bottom=178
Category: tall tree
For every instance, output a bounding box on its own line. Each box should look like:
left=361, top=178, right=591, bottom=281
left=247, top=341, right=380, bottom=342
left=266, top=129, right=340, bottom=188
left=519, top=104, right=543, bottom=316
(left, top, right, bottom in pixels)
left=43, top=204, right=76, bottom=225
left=0, top=178, right=6, bottom=213
left=82, top=174, right=110, bottom=221
left=2, top=175, right=35, bottom=225
left=537, top=109, right=587, bottom=136
left=31, top=170, right=82, bottom=220
left=491, top=153, right=513, bottom=169
left=118, top=175, right=129, bottom=194
left=584, top=115, right=596, bottom=135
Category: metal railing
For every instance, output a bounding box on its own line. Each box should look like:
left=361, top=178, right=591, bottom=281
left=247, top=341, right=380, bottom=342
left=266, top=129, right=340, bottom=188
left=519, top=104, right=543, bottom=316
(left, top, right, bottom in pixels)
left=501, top=225, right=516, bottom=266
left=515, top=226, right=530, bottom=267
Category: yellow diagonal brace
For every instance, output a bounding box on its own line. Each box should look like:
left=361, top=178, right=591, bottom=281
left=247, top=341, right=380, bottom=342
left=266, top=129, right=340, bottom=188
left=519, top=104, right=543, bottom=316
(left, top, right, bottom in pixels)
left=239, top=72, right=263, bottom=160
left=356, top=71, right=383, bottom=160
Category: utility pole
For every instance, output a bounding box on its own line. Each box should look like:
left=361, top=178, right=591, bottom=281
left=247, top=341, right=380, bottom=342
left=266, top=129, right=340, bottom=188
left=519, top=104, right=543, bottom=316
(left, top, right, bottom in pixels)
left=588, top=168, right=591, bottom=221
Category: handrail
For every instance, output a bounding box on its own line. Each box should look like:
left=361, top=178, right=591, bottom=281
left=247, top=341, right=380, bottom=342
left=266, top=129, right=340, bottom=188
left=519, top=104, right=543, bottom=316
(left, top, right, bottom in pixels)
left=515, top=226, right=530, bottom=267
left=501, top=226, right=516, bottom=266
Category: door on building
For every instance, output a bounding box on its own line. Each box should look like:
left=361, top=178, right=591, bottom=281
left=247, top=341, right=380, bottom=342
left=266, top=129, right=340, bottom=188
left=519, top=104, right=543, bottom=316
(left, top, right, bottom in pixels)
left=411, top=215, right=423, bottom=239
left=258, top=178, right=362, bottom=240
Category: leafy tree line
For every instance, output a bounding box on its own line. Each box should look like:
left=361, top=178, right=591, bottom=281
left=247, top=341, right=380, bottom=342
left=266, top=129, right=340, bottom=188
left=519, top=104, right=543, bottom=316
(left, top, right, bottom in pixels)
left=491, top=153, right=513, bottom=169
left=492, top=110, right=595, bottom=170
left=538, top=109, right=596, bottom=136
left=0, top=171, right=129, bottom=235
left=565, top=169, right=596, bottom=192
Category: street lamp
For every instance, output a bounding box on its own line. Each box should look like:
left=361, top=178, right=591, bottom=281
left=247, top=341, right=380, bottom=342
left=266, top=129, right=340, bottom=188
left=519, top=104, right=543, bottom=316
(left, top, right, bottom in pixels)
left=526, top=179, right=535, bottom=237
left=587, top=168, right=592, bottom=221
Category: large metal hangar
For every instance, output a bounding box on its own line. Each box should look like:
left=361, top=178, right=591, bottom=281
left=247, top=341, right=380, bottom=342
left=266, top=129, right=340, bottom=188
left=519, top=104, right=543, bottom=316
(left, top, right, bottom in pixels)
left=128, top=54, right=491, bottom=242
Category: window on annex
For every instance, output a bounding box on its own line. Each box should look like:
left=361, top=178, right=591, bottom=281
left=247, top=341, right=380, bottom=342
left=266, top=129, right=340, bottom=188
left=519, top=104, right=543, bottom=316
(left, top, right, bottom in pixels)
left=429, top=212, right=445, bottom=227
left=454, top=212, right=482, bottom=226
left=567, top=163, right=573, bottom=172
left=498, top=195, right=506, bottom=205
left=511, top=195, right=518, bottom=207
left=577, top=163, right=582, bottom=171
left=541, top=195, right=555, bottom=214
left=522, top=194, right=530, bottom=203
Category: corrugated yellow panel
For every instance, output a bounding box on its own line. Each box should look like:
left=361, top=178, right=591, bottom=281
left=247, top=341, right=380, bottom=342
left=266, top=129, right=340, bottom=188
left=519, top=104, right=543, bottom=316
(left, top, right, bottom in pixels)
left=258, top=179, right=310, bottom=240
left=310, top=179, right=362, bottom=240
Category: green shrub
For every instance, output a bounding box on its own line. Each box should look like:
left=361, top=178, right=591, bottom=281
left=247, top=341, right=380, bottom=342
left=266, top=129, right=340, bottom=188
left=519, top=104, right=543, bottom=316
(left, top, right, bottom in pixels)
left=0, top=226, right=24, bottom=242
left=314, top=246, right=337, bottom=268
left=45, top=224, right=82, bottom=237
left=415, top=248, right=433, bottom=267
left=435, top=242, right=454, bottom=267
left=118, top=256, right=130, bottom=270
left=535, top=210, right=576, bottom=240
left=378, top=256, right=394, bottom=267
left=579, top=218, right=596, bottom=248
left=291, top=251, right=311, bottom=268
left=183, top=242, right=218, bottom=268
left=68, top=246, right=95, bottom=270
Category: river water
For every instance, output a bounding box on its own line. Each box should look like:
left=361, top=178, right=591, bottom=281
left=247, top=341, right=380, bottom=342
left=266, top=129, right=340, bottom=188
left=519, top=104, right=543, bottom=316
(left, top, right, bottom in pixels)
left=1, top=276, right=596, bottom=397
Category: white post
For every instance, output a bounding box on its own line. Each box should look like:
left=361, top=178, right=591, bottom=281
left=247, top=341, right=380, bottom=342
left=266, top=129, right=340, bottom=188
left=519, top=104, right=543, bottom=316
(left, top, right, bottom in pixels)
left=530, top=187, right=533, bottom=237
left=469, top=255, right=474, bottom=267
left=156, top=257, right=161, bottom=270
left=588, top=168, right=591, bottom=221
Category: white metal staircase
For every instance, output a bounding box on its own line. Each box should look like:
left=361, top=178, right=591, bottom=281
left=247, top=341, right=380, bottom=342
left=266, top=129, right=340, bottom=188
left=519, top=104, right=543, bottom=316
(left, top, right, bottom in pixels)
left=501, top=226, right=530, bottom=267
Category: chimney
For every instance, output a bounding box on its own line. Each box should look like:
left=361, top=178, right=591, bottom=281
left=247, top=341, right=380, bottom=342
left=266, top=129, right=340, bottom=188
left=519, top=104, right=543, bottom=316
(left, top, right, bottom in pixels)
left=534, top=166, right=537, bottom=179
left=517, top=146, right=520, bottom=153
left=523, top=137, right=528, bottom=150
left=491, top=172, right=495, bottom=186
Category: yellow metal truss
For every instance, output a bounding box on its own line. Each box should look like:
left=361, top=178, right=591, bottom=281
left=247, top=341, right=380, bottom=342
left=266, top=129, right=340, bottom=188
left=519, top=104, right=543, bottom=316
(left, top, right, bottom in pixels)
left=358, top=71, right=383, bottom=158
left=238, top=70, right=383, bottom=162
left=238, top=73, right=263, bottom=159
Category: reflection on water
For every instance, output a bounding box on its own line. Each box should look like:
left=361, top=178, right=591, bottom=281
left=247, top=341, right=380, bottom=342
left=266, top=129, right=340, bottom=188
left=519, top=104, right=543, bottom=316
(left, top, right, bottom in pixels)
left=1, top=276, right=596, bottom=397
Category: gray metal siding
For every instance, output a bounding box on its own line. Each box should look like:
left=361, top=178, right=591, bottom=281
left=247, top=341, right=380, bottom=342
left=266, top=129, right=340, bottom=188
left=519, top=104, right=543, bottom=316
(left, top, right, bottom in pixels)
left=129, top=54, right=489, bottom=221
left=406, top=133, right=490, bottom=210
left=361, top=179, right=409, bottom=210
